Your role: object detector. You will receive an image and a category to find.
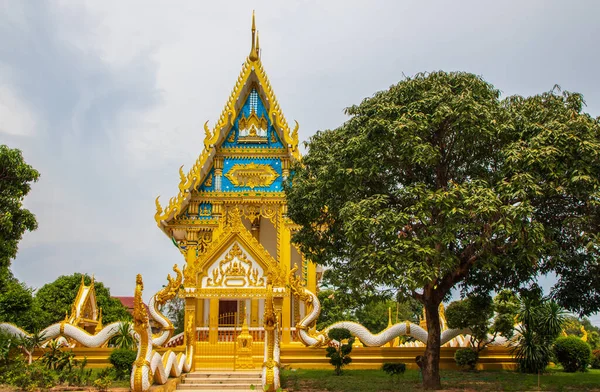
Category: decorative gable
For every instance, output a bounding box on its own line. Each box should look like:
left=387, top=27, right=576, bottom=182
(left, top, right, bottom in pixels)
left=154, top=13, right=299, bottom=231
left=202, top=242, right=266, bottom=288
left=183, top=207, right=285, bottom=294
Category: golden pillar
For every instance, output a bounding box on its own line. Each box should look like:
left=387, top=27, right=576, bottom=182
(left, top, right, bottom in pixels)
left=209, top=298, right=219, bottom=344
left=307, top=260, right=317, bottom=296
left=196, top=299, right=204, bottom=327
left=184, top=297, right=196, bottom=346
left=250, top=298, right=259, bottom=327
left=279, top=217, right=291, bottom=344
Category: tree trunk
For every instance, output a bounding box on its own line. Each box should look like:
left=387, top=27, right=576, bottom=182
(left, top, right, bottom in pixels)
left=420, top=298, right=442, bottom=390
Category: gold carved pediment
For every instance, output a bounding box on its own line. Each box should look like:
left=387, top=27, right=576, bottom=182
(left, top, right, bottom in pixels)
left=225, top=162, right=278, bottom=189
left=206, top=243, right=266, bottom=288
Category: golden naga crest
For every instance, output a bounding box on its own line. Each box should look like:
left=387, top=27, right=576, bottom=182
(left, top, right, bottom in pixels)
left=225, top=162, right=278, bottom=189
left=155, top=265, right=183, bottom=305
left=133, top=274, right=148, bottom=327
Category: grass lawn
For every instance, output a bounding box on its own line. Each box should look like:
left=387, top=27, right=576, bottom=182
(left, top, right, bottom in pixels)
left=280, top=367, right=600, bottom=391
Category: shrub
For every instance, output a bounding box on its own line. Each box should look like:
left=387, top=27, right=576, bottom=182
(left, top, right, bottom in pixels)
left=325, top=328, right=354, bottom=375
left=10, top=361, right=58, bottom=390
left=553, top=336, right=592, bottom=372
left=454, top=348, right=479, bottom=371
left=591, top=350, right=600, bottom=369
left=382, top=362, right=406, bottom=376
left=109, top=348, right=137, bottom=380
left=94, top=376, right=112, bottom=392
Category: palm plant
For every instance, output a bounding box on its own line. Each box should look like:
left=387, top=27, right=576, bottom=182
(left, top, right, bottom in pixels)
left=109, top=322, right=136, bottom=350
left=18, top=330, right=46, bottom=364
left=512, top=297, right=566, bottom=373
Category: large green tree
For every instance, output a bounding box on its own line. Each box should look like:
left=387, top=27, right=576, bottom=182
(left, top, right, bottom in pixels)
left=0, top=269, right=48, bottom=331
left=0, top=145, right=39, bottom=271
left=35, top=273, right=132, bottom=326
left=285, top=72, right=600, bottom=389
left=0, top=145, right=44, bottom=331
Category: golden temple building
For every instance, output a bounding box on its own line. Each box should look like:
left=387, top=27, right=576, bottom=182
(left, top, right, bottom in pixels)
left=154, top=13, right=318, bottom=364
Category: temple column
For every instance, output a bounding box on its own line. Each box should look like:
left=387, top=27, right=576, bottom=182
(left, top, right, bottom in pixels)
left=306, top=259, right=317, bottom=296
left=184, top=297, right=196, bottom=346
left=250, top=298, right=259, bottom=327
left=209, top=298, right=219, bottom=344
left=196, top=299, right=204, bottom=327
left=279, top=217, right=291, bottom=344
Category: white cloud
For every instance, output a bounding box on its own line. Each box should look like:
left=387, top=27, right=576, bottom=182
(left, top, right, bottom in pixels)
left=2, top=1, right=600, bottom=323
left=0, top=85, right=36, bottom=136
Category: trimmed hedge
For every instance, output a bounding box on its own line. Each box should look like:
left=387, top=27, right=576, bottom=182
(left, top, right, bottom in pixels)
left=553, top=336, right=591, bottom=372
left=109, top=348, right=137, bottom=380
left=591, top=350, right=600, bottom=369
left=454, top=348, right=479, bottom=371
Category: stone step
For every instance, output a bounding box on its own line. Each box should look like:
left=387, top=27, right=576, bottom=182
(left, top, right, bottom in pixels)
left=185, top=371, right=261, bottom=379
left=183, top=378, right=261, bottom=385
left=178, top=371, right=262, bottom=392
left=178, top=389, right=256, bottom=392
left=178, top=384, right=259, bottom=390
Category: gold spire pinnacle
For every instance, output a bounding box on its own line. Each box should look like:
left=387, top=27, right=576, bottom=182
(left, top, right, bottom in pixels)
left=256, top=31, right=260, bottom=59
left=249, top=11, right=259, bottom=61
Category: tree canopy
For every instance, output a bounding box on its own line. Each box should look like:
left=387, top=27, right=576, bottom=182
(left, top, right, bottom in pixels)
left=0, top=145, right=39, bottom=271
left=285, top=71, right=600, bottom=389
left=35, top=273, right=132, bottom=326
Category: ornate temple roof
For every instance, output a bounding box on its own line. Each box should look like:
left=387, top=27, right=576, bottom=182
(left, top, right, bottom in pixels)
left=68, top=275, right=99, bottom=326
left=154, top=12, right=299, bottom=235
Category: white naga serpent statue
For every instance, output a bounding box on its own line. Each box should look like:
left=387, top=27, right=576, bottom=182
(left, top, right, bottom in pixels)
left=288, top=267, right=470, bottom=348
left=0, top=265, right=193, bottom=392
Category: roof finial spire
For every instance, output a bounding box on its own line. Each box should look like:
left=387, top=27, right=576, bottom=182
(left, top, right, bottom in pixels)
left=249, top=11, right=259, bottom=61
left=256, top=30, right=260, bottom=58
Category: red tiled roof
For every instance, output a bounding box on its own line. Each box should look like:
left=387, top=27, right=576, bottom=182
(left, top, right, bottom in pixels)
left=113, top=296, right=149, bottom=314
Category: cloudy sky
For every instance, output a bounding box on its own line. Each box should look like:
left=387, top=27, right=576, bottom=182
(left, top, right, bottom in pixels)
left=2, top=1, right=599, bottom=324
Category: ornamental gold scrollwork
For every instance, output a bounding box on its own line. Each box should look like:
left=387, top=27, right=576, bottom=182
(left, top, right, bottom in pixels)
left=206, top=243, right=266, bottom=288
left=225, top=162, right=278, bottom=189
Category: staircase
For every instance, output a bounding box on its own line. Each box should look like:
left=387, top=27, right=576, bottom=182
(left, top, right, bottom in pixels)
left=177, top=371, right=262, bottom=392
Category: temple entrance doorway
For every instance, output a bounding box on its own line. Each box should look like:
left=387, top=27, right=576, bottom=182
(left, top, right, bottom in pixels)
left=219, top=300, right=238, bottom=325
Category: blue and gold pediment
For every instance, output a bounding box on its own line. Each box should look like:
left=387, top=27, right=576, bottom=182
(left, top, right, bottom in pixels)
left=222, top=88, right=283, bottom=149
left=198, top=157, right=283, bottom=193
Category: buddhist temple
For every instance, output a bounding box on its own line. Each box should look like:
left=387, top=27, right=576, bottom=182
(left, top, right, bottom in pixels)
left=154, top=12, right=317, bottom=367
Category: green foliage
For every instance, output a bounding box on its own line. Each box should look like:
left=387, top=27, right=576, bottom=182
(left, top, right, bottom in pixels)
left=591, top=350, right=600, bottom=369
left=0, top=269, right=48, bottom=332
left=17, top=330, right=46, bottom=364
left=93, top=375, right=112, bottom=391
left=164, top=295, right=185, bottom=334
left=382, top=362, right=406, bottom=376
left=454, top=348, right=479, bottom=371
left=109, top=348, right=136, bottom=380
left=280, top=368, right=600, bottom=392
left=316, top=289, right=357, bottom=330
left=41, top=341, right=79, bottom=372
left=57, top=356, right=93, bottom=386
left=446, top=290, right=518, bottom=354
left=0, top=145, right=40, bottom=271
left=553, top=336, right=592, bottom=372
left=446, top=295, right=493, bottom=349
left=108, top=322, right=135, bottom=349
left=35, top=273, right=132, bottom=326
left=563, top=316, right=600, bottom=350
left=9, top=361, right=58, bottom=390
left=285, top=71, right=600, bottom=388
left=0, top=329, right=18, bottom=368
left=325, top=328, right=354, bottom=375
left=512, top=297, right=567, bottom=373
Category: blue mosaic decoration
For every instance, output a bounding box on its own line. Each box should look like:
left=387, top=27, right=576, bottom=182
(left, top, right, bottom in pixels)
left=183, top=202, right=212, bottom=220
left=198, top=168, right=215, bottom=192
left=222, top=157, right=282, bottom=192
left=222, top=88, right=284, bottom=149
